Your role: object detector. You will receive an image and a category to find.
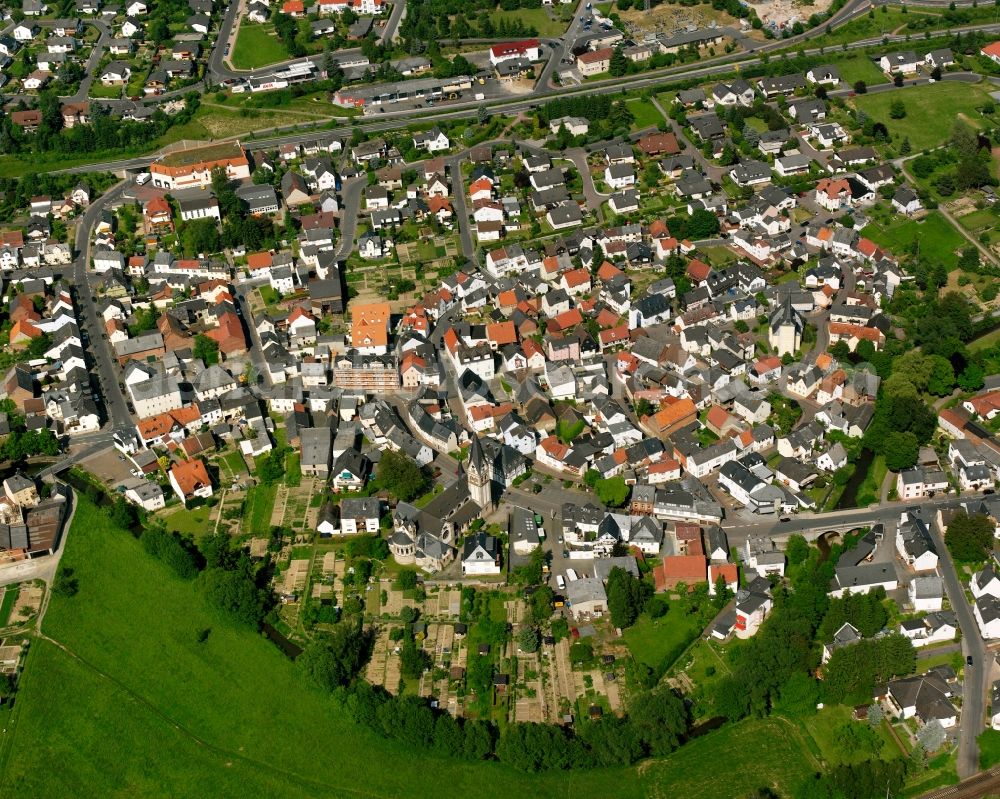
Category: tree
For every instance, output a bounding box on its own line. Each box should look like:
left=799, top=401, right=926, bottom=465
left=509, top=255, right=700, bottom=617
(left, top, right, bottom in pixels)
left=958, top=362, right=985, bottom=391
left=917, top=719, right=947, bottom=752
left=609, top=46, right=628, bottom=77
left=517, top=625, right=540, bottom=653
left=140, top=527, right=201, bottom=579
left=376, top=450, right=429, bottom=501
left=627, top=685, right=689, bottom=756
left=774, top=671, right=820, bottom=716
left=606, top=566, right=652, bottom=629
left=889, top=99, right=907, bottom=119
left=530, top=584, right=554, bottom=623
left=946, top=512, right=995, bottom=562
left=595, top=476, right=629, bottom=507
left=193, top=333, right=220, bottom=366
left=867, top=702, right=885, bottom=726
left=199, top=560, right=269, bottom=628
left=687, top=208, right=721, bottom=239
left=853, top=80, right=867, bottom=94
left=397, top=568, right=418, bottom=590
left=883, top=430, right=919, bottom=471
left=180, top=217, right=221, bottom=256
left=52, top=565, right=78, bottom=597
left=399, top=634, right=431, bottom=678
left=786, top=534, right=809, bottom=568
left=823, top=635, right=915, bottom=703
left=926, top=355, right=956, bottom=396
left=298, top=625, right=369, bottom=690
left=893, top=72, right=904, bottom=86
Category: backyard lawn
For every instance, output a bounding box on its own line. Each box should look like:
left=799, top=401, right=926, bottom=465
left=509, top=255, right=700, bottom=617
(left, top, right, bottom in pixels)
left=833, top=55, right=890, bottom=87
left=798, top=705, right=901, bottom=765
left=859, top=211, right=966, bottom=271
left=243, top=483, right=277, bottom=535
left=163, top=503, right=213, bottom=537
left=622, top=607, right=703, bottom=673
left=852, top=81, right=998, bottom=150
left=625, top=97, right=664, bottom=131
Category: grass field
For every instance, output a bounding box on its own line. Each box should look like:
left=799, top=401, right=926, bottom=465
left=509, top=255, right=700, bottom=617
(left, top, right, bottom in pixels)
left=979, top=729, right=1000, bottom=769
left=622, top=608, right=702, bottom=672
left=799, top=706, right=900, bottom=765
left=0, top=495, right=649, bottom=798
left=230, top=24, right=293, bottom=70
left=859, top=211, right=965, bottom=271
left=625, top=97, right=663, bottom=131
left=833, top=55, right=890, bottom=87
left=810, top=7, right=936, bottom=47
left=642, top=717, right=818, bottom=798
left=854, top=454, right=888, bottom=507
left=219, top=450, right=249, bottom=479
left=852, top=81, right=997, bottom=150
left=88, top=82, right=122, bottom=99
left=0, top=586, right=17, bottom=627
left=969, top=325, right=1000, bottom=353
left=163, top=503, right=213, bottom=536
left=243, top=483, right=277, bottom=535
left=489, top=7, right=571, bottom=37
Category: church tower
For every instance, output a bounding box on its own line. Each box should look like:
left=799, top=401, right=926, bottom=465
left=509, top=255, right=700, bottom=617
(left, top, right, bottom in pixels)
left=466, top=435, right=495, bottom=512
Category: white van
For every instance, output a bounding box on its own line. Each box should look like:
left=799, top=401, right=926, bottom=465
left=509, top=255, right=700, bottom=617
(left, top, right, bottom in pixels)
left=555, top=574, right=566, bottom=591
left=134, top=172, right=151, bottom=185
left=566, top=568, right=579, bottom=582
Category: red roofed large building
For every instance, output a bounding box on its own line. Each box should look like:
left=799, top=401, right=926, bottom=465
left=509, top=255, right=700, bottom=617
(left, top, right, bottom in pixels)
left=205, top=309, right=248, bottom=356
left=488, top=39, right=540, bottom=65
left=637, top=132, right=679, bottom=157
left=654, top=555, right=707, bottom=592
left=150, top=142, right=250, bottom=190
left=827, top=321, right=885, bottom=351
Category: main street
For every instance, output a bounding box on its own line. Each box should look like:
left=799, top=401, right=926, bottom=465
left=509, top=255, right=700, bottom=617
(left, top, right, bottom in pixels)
left=70, top=182, right=132, bottom=431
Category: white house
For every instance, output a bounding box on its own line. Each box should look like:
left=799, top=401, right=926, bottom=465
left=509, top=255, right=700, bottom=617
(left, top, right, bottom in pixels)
left=976, top=594, right=1000, bottom=639
left=412, top=127, right=450, bottom=153
left=338, top=497, right=381, bottom=535
left=462, top=533, right=501, bottom=576
left=879, top=50, right=921, bottom=74
left=909, top=575, right=944, bottom=612
left=972, top=564, right=1000, bottom=600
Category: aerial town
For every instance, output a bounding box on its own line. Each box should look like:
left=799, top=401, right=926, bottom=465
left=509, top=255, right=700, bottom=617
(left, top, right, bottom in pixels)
left=4, top=0, right=1000, bottom=796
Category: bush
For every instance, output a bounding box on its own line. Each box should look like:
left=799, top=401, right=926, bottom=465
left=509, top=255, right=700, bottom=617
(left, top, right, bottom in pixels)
left=140, top=527, right=201, bottom=579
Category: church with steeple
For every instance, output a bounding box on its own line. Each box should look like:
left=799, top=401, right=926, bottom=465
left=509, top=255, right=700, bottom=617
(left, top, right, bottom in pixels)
left=465, top=434, right=496, bottom=513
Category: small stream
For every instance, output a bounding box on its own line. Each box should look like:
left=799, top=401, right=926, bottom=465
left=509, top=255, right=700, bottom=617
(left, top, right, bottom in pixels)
left=835, top=448, right=874, bottom=509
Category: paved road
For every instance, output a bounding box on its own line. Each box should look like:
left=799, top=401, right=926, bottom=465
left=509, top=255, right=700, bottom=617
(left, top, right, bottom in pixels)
left=926, top=514, right=989, bottom=779
left=446, top=152, right=475, bottom=261
left=560, top=147, right=607, bottom=214
left=332, top=176, right=366, bottom=260
left=71, top=182, right=133, bottom=430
